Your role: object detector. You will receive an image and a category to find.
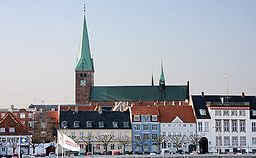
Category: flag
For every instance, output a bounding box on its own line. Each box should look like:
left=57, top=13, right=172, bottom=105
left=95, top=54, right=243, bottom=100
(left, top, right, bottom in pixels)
left=57, top=131, right=80, bottom=152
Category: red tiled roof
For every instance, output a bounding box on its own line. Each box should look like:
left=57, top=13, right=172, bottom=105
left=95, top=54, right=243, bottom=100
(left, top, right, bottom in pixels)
left=158, top=106, right=196, bottom=123
left=131, top=105, right=159, bottom=115
left=0, top=112, right=30, bottom=135
left=60, top=105, right=97, bottom=111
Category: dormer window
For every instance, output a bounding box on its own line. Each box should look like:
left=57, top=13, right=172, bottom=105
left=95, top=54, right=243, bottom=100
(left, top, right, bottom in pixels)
left=9, top=127, right=15, bottom=133
left=134, top=115, right=140, bottom=121
left=252, top=110, right=256, bottom=116
left=199, top=109, right=206, bottom=116
left=123, top=122, right=129, bottom=128
left=113, top=122, right=118, bottom=128
left=86, top=121, right=92, bottom=128
left=20, top=113, right=25, bottom=119
left=99, top=121, right=104, bottom=128
left=61, top=121, right=68, bottom=129
left=152, top=115, right=158, bottom=121
left=0, top=128, right=5, bottom=133
left=74, top=121, right=80, bottom=128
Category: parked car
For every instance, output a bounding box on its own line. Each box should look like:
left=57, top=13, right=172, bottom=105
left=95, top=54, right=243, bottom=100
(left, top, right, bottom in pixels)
left=12, top=154, right=19, bottom=158
left=48, top=152, right=57, bottom=158
left=22, top=155, right=35, bottom=158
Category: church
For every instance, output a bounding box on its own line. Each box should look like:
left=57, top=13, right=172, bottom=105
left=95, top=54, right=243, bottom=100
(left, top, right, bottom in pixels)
left=75, top=14, right=189, bottom=106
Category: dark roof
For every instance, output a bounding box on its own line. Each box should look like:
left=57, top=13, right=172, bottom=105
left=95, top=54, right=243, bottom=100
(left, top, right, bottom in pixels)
left=59, top=110, right=131, bottom=129
left=192, top=95, right=256, bottom=119
left=90, top=85, right=189, bottom=102
left=29, top=104, right=58, bottom=111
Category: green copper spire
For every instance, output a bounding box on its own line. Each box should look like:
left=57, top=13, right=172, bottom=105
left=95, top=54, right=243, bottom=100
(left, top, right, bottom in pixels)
left=75, top=15, right=94, bottom=71
left=159, top=61, right=165, bottom=86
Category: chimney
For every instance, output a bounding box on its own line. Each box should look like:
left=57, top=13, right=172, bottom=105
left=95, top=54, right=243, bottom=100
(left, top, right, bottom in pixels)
left=11, top=105, right=14, bottom=110
left=98, top=106, right=102, bottom=114
left=201, top=92, right=204, bottom=97
left=241, top=92, right=245, bottom=98
left=172, top=101, right=175, bottom=106
left=164, top=101, right=166, bottom=106
left=179, top=101, right=181, bottom=106
left=75, top=106, right=78, bottom=113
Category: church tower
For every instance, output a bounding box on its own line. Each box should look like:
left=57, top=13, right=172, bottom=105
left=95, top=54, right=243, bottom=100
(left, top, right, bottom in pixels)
left=75, top=15, right=94, bottom=104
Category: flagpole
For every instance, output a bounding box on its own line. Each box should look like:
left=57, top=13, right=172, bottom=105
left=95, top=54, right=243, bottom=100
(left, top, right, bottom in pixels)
left=226, top=73, right=229, bottom=100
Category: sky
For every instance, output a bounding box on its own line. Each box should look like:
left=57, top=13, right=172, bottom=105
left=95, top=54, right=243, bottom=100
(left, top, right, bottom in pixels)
left=0, top=0, right=256, bottom=108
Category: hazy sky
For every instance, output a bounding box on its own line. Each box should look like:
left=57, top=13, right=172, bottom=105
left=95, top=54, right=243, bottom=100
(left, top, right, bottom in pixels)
left=1, top=0, right=256, bottom=108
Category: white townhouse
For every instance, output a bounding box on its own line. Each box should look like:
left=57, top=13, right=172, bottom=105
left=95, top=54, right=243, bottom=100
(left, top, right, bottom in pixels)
left=192, top=93, right=256, bottom=154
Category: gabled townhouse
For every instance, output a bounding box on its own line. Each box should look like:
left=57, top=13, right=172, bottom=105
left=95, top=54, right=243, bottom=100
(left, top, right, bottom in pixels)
left=191, top=93, right=256, bottom=154
left=159, top=105, right=196, bottom=153
left=0, top=112, right=31, bottom=157
left=58, top=108, right=132, bottom=155
left=130, top=105, right=160, bottom=154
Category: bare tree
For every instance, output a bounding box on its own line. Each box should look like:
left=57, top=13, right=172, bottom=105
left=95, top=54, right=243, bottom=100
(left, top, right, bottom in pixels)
left=187, top=134, right=201, bottom=152
left=7, top=137, right=19, bottom=154
left=78, top=134, right=94, bottom=154
left=133, top=135, right=148, bottom=154
left=151, top=135, right=166, bottom=154
left=168, top=135, right=186, bottom=152
left=115, top=136, right=131, bottom=154
left=96, top=134, right=114, bottom=154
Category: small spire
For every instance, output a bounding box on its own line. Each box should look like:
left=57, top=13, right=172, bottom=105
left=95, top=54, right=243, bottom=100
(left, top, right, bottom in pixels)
left=151, top=73, right=154, bottom=86
left=159, top=60, right=165, bottom=86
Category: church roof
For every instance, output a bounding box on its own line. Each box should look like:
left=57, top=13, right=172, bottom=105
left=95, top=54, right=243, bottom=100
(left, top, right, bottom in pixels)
left=75, top=16, right=94, bottom=71
left=90, top=85, right=189, bottom=102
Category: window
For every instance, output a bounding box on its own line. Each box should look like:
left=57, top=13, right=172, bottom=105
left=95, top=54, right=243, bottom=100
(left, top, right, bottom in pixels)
left=224, top=136, right=230, bottom=146
left=152, top=115, right=158, bottom=121
left=223, top=120, right=230, bottom=132
left=216, top=136, right=222, bottom=146
left=152, top=134, right=157, bottom=140
left=74, top=121, right=80, bottom=128
left=252, top=137, right=256, bottom=145
left=41, top=131, right=46, bottom=137
left=143, top=125, right=149, bottom=130
left=231, top=110, right=237, bottom=116
left=232, top=120, right=238, bottom=132
left=199, top=109, right=206, bottom=115
left=141, top=115, right=150, bottom=122
left=252, top=110, right=256, bottom=116
left=183, top=124, right=186, bottom=127
left=80, top=132, right=84, bottom=136
left=240, top=120, right=246, bottom=132
left=0, top=128, right=5, bottom=133
left=61, top=121, right=68, bottom=129
left=113, top=122, right=118, bottom=128
left=41, top=122, right=46, bottom=128
left=205, top=122, right=209, bottom=132
left=134, top=124, right=140, bottom=130
left=99, top=121, right=104, bottom=128
left=240, top=136, right=246, bottom=146
left=162, top=132, right=166, bottom=136
left=20, top=113, right=25, bottom=119
left=239, top=110, right=245, bottom=116
left=111, top=144, right=115, bottom=150
left=28, top=121, right=34, bottom=128
left=28, top=113, right=34, bottom=119
left=9, top=127, right=15, bottom=133
left=143, top=134, right=150, bottom=140
left=86, top=121, right=92, bottom=127
left=168, top=132, right=172, bottom=137
left=223, top=110, right=229, bottom=116
left=215, top=120, right=222, bottom=132
left=232, top=136, right=238, bottom=146
left=71, top=132, right=75, bottom=137
left=123, top=122, right=129, bottom=128
left=134, top=135, right=140, bottom=141
left=134, top=115, right=140, bottom=121
left=198, top=122, right=203, bottom=132
left=215, top=110, right=221, bottom=116
left=151, top=124, right=158, bottom=130
left=252, top=122, right=256, bottom=132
